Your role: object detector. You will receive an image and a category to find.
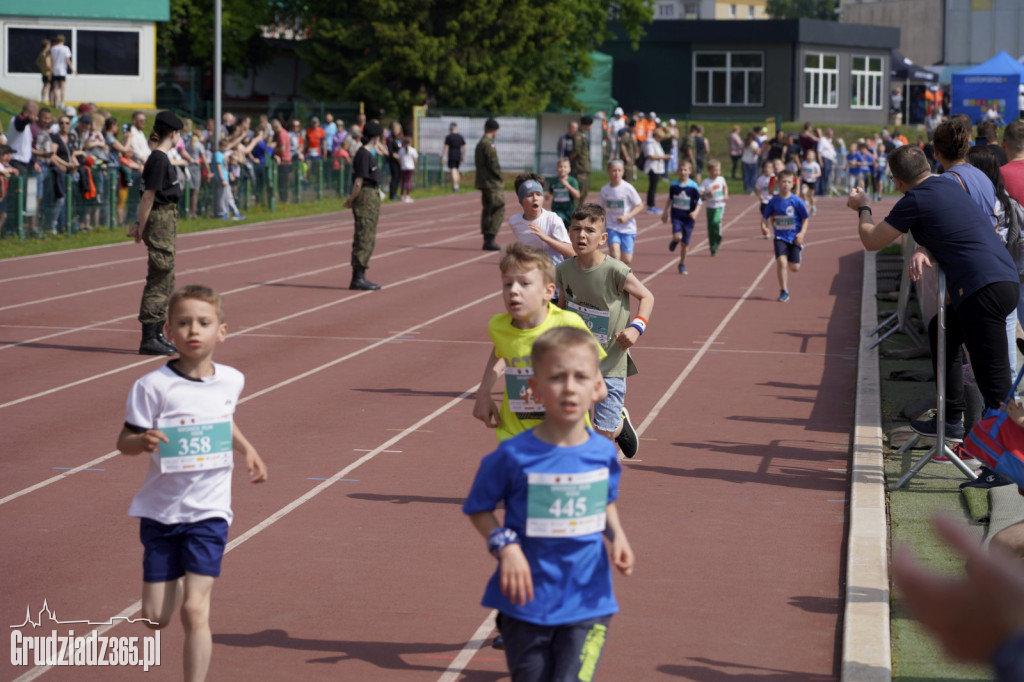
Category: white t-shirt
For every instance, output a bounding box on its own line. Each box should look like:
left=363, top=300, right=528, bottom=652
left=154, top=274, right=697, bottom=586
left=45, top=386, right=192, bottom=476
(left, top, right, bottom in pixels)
left=50, top=44, right=72, bottom=77
left=124, top=362, right=244, bottom=525
left=801, top=160, right=821, bottom=184
left=127, top=126, right=150, bottom=164
left=642, top=137, right=665, bottom=175
left=755, top=174, right=774, bottom=204
left=599, top=181, right=643, bottom=235
left=508, top=208, right=571, bottom=263
left=699, top=176, right=728, bottom=210
left=399, top=146, right=418, bottom=171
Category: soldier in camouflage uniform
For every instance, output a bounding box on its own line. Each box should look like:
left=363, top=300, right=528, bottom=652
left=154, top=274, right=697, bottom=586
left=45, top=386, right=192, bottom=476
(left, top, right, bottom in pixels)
left=570, top=115, right=592, bottom=203
left=475, top=118, right=503, bottom=251
left=129, top=110, right=184, bottom=356
left=345, top=121, right=384, bottom=290
left=620, top=120, right=639, bottom=183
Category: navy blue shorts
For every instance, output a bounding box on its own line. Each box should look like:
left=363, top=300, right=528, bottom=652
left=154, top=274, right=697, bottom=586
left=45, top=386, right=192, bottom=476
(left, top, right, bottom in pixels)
left=773, top=239, right=803, bottom=264
left=139, top=517, right=228, bottom=582
left=671, top=217, right=695, bottom=245
left=499, top=613, right=612, bottom=682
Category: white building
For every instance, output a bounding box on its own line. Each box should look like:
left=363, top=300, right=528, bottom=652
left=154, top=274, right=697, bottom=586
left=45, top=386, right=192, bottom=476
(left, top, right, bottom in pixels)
left=653, top=0, right=769, bottom=21
left=0, top=1, right=167, bottom=107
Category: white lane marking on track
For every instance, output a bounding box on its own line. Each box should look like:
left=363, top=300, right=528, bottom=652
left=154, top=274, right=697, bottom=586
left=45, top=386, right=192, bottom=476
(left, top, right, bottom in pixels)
left=0, top=242, right=494, bottom=409
left=0, top=221, right=484, bottom=354
left=0, top=286, right=500, bottom=504
left=0, top=213, right=473, bottom=312
left=11, top=384, right=485, bottom=681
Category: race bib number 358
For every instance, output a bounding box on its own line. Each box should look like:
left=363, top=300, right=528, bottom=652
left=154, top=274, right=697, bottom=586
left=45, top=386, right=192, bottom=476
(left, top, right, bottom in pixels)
left=526, top=469, right=608, bottom=537
left=157, top=416, right=233, bottom=474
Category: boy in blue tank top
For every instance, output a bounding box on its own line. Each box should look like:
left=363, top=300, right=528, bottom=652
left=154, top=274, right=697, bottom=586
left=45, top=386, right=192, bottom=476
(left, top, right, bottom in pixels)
left=464, top=327, right=635, bottom=682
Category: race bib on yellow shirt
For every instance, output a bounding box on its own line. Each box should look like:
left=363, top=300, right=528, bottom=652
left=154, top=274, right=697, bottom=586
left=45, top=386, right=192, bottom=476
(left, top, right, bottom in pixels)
left=504, top=366, right=544, bottom=414
left=526, top=469, right=609, bottom=537
left=157, top=416, right=233, bottom=473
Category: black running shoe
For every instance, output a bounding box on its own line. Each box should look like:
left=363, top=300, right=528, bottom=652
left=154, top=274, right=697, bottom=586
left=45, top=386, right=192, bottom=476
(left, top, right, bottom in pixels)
left=910, top=415, right=965, bottom=442
left=615, top=408, right=639, bottom=458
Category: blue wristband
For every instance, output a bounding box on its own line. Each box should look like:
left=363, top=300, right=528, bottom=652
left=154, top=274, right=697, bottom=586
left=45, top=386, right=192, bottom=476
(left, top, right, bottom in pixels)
left=487, top=527, right=520, bottom=558
left=629, top=322, right=645, bottom=336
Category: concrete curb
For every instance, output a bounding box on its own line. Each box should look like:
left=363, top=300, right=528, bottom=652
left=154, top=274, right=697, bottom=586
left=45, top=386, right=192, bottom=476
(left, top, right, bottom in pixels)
left=841, top=249, right=892, bottom=681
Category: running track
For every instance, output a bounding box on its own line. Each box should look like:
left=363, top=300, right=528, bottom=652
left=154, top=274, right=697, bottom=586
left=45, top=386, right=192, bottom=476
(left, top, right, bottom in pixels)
left=0, top=189, right=880, bottom=681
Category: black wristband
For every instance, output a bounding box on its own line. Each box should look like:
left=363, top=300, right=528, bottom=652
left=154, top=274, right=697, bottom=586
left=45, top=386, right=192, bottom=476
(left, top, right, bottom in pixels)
left=858, top=206, right=872, bottom=216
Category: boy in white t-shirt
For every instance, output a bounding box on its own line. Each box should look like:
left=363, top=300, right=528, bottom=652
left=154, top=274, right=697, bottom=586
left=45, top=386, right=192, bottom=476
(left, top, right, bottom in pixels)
left=800, top=149, right=821, bottom=216
left=398, top=137, right=418, bottom=203
left=698, top=159, right=728, bottom=256
left=597, top=160, right=645, bottom=265
left=509, top=172, right=574, bottom=264
left=117, top=285, right=267, bottom=682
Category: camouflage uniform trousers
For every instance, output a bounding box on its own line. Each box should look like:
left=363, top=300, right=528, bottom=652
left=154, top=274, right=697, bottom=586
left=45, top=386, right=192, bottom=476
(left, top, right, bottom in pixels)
left=351, top=184, right=380, bottom=270
left=575, top=172, right=590, bottom=204
left=480, top=188, right=505, bottom=237
left=624, top=163, right=637, bottom=183
left=138, top=203, right=177, bottom=325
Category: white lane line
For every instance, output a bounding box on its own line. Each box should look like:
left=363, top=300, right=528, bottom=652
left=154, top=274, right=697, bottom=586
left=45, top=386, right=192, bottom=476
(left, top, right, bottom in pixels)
left=0, top=223, right=484, bottom=354
left=437, top=611, right=499, bottom=682
left=12, top=383, right=481, bottom=682
left=0, top=244, right=494, bottom=409
left=0, top=286, right=499, bottom=504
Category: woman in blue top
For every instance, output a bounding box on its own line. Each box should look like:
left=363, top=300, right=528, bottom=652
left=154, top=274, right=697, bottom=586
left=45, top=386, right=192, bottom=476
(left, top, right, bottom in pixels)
left=933, top=117, right=997, bottom=218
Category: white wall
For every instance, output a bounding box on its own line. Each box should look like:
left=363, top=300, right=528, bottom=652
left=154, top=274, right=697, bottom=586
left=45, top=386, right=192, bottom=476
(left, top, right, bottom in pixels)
left=1, top=17, right=157, bottom=107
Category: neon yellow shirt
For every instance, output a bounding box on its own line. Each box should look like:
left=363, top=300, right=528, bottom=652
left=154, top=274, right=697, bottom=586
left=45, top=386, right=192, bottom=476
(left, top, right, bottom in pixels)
left=487, top=302, right=605, bottom=441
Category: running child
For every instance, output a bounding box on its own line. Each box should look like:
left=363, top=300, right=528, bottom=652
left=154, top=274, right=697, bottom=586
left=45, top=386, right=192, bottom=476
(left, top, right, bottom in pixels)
left=698, top=159, right=728, bottom=256
left=846, top=142, right=865, bottom=191
left=473, top=243, right=605, bottom=442
left=510, top=173, right=574, bottom=265
left=398, top=136, right=418, bottom=203
left=597, top=160, right=645, bottom=265
left=464, top=326, right=635, bottom=682
left=800, top=149, right=821, bottom=216
left=762, top=170, right=810, bottom=302
left=545, top=157, right=580, bottom=229
left=661, top=159, right=702, bottom=274
left=116, top=285, right=268, bottom=682
left=557, top=203, right=655, bottom=458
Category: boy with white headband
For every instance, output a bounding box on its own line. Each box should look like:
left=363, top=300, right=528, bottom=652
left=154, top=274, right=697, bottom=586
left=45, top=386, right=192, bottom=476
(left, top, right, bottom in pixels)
left=509, top=172, right=574, bottom=264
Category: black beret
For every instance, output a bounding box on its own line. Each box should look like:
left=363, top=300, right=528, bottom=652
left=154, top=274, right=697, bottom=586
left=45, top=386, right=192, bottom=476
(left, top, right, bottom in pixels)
left=580, top=116, right=593, bottom=126
left=155, top=110, right=183, bottom=131
left=485, top=118, right=500, bottom=131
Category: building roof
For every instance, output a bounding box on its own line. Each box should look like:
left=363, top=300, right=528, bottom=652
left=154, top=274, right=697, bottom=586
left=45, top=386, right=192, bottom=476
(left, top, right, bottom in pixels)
left=611, top=18, right=898, bottom=49
left=0, top=0, right=169, bottom=21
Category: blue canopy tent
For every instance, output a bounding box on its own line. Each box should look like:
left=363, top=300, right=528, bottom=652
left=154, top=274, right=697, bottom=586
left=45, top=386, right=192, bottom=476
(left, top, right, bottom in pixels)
left=951, top=51, right=1024, bottom=123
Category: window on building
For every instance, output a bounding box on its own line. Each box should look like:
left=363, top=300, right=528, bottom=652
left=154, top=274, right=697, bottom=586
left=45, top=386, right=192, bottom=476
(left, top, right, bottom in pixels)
left=730, top=4, right=737, bottom=17
left=850, top=55, right=884, bottom=109
left=683, top=3, right=700, bottom=18
left=748, top=5, right=755, bottom=17
left=6, top=27, right=74, bottom=74
left=804, top=52, right=838, bottom=108
left=5, top=27, right=139, bottom=77
left=658, top=3, right=675, bottom=18
left=694, top=52, right=764, bottom=106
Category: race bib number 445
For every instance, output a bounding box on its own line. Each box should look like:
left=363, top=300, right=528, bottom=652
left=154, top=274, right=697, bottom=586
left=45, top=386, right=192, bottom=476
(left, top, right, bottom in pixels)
left=157, top=416, right=233, bottom=474
left=526, top=469, right=609, bottom=537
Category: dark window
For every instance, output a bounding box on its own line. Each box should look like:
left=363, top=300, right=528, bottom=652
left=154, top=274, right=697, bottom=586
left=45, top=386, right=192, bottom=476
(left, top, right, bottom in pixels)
left=7, top=27, right=74, bottom=74
left=77, top=31, right=139, bottom=76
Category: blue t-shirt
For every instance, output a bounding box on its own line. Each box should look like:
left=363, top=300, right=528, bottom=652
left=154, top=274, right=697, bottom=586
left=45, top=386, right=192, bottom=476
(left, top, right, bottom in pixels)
left=847, top=152, right=864, bottom=176
left=462, top=429, right=621, bottom=626
left=668, top=179, right=701, bottom=222
left=251, top=140, right=267, bottom=166
left=213, top=150, right=228, bottom=182
left=884, top=175, right=1017, bottom=308
left=940, top=163, right=997, bottom=221
left=763, top=194, right=809, bottom=243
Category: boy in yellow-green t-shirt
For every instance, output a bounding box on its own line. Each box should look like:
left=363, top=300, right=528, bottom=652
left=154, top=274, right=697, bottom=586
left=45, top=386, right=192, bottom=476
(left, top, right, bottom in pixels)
left=473, top=243, right=606, bottom=441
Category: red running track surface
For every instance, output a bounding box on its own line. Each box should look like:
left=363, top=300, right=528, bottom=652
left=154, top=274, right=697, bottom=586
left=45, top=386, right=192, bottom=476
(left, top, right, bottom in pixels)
left=0, top=189, right=881, bottom=681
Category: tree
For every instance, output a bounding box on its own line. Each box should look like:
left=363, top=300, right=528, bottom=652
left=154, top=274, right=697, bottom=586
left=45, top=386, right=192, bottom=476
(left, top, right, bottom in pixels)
left=297, top=0, right=653, bottom=119
left=765, top=0, right=838, bottom=20
left=158, top=0, right=275, bottom=76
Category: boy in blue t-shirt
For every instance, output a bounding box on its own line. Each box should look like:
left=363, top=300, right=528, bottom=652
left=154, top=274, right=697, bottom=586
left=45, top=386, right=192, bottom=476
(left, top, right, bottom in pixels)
left=762, top=170, right=810, bottom=302
left=846, top=142, right=865, bottom=191
left=661, top=159, right=702, bottom=275
left=464, top=326, right=634, bottom=681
